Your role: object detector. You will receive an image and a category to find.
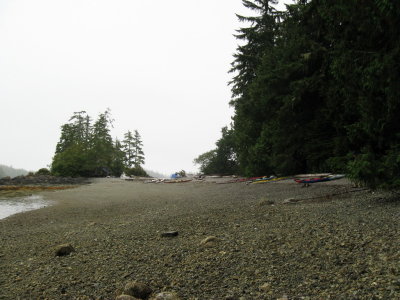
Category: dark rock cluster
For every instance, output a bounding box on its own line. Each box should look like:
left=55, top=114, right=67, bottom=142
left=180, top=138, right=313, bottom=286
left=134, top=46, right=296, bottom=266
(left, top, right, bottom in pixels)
left=0, top=174, right=89, bottom=185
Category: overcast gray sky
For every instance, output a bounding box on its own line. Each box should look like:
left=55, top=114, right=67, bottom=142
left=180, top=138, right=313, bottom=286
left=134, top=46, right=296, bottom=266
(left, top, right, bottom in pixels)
left=0, top=0, right=289, bottom=175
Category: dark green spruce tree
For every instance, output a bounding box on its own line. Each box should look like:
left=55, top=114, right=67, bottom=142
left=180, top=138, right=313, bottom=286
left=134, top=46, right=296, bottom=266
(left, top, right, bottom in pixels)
left=52, top=111, right=92, bottom=177
left=229, top=0, right=282, bottom=176
left=51, top=109, right=147, bottom=177
left=194, top=127, right=238, bottom=175
left=198, top=0, right=400, bottom=188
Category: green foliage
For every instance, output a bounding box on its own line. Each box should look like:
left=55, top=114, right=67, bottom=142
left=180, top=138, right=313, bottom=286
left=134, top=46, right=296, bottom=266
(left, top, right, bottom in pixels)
left=51, top=110, right=146, bottom=177
left=111, top=139, right=126, bottom=177
left=125, top=165, right=148, bottom=177
left=122, top=131, right=135, bottom=167
left=194, top=150, right=217, bottom=174
left=205, top=0, right=400, bottom=188
left=122, top=130, right=145, bottom=168
left=35, top=168, right=51, bottom=176
left=132, top=130, right=145, bottom=167
left=52, top=144, right=90, bottom=177
left=194, top=127, right=238, bottom=175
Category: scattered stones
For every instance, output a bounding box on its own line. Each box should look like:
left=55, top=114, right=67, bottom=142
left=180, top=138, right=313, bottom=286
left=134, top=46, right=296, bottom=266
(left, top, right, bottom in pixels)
left=0, top=174, right=89, bottom=186
left=54, top=243, right=75, bottom=256
left=150, top=292, right=181, bottom=300
left=124, top=281, right=152, bottom=299
left=160, top=231, right=179, bottom=237
left=200, top=236, right=218, bottom=247
left=116, top=295, right=140, bottom=300
left=2, top=178, right=398, bottom=299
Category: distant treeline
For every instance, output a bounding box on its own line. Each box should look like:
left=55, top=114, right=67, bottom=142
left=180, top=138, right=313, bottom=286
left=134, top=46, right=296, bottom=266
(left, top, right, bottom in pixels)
left=0, top=164, right=28, bottom=178
left=195, top=0, right=400, bottom=189
left=51, top=110, right=147, bottom=177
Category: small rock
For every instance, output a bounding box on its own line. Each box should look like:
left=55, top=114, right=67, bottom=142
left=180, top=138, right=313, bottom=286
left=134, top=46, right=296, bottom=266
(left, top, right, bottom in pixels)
left=282, top=198, right=300, bottom=204
left=225, top=296, right=240, bottom=300
left=258, top=198, right=275, bottom=206
left=116, top=295, right=139, bottom=300
left=124, top=281, right=152, bottom=299
left=200, top=236, right=218, bottom=247
left=160, top=231, right=179, bottom=237
left=150, top=292, right=181, bottom=300
left=259, top=283, right=270, bottom=291
left=54, top=244, right=75, bottom=256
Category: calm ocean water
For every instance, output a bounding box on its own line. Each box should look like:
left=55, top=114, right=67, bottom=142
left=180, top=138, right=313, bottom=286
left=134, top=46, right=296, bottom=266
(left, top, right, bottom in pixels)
left=0, top=195, right=51, bottom=220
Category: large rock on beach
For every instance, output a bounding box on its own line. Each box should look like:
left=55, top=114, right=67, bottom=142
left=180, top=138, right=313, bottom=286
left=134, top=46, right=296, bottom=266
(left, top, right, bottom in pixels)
left=282, top=198, right=300, bottom=204
left=124, top=281, right=152, bottom=299
left=150, top=292, right=181, bottom=300
left=200, top=236, right=219, bottom=247
left=54, top=243, right=75, bottom=256
left=160, top=231, right=179, bottom=237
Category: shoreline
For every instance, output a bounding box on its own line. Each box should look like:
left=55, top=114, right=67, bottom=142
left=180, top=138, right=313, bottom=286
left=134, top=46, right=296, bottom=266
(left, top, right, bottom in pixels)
left=1, top=178, right=399, bottom=299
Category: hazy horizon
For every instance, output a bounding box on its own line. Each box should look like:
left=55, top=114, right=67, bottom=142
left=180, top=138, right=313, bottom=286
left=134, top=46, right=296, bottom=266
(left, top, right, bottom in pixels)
left=0, top=0, right=290, bottom=175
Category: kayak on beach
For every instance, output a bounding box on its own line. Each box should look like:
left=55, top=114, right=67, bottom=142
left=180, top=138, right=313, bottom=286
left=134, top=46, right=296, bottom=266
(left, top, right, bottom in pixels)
left=251, top=176, right=291, bottom=184
left=294, top=174, right=345, bottom=184
left=163, top=179, right=193, bottom=183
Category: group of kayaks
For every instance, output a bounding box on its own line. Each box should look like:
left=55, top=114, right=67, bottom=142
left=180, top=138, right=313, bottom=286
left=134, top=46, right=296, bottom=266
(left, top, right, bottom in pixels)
left=143, top=174, right=345, bottom=185
left=293, top=174, right=345, bottom=184
left=228, top=173, right=346, bottom=185
left=144, top=178, right=193, bottom=184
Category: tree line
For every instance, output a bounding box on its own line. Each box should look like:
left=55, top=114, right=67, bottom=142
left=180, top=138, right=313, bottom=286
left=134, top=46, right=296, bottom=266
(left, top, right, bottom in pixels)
left=195, top=0, right=400, bottom=189
left=51, top=110, right=147, bottom=177
left=0, top=164, right=28, bottom=178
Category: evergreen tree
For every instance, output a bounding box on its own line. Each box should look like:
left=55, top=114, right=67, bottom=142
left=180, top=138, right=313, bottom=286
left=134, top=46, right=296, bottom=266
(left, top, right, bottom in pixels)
left=111, top=138, right=126, bottom=176
left=194, top=127, right=238, bottom=175
left=132, top=130, right=145, bottom=167
left=88, top=109, right=114, bottom=176
left=51, top=109, right=145, bottom=178
left=122, top=131, right=135, bottom=168
left=52, top=111, right=92, bottom=176
left=122, top=129, right=146, bottom=177
left=55, top=111, right=90, bottom=154
left=229, top=0, right=282, bottom=176
left=206, top=0, right=400, bottom=188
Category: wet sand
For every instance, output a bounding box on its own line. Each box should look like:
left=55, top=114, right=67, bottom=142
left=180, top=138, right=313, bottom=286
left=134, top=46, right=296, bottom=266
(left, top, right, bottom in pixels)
left=0, top=178, right=399, bottom=299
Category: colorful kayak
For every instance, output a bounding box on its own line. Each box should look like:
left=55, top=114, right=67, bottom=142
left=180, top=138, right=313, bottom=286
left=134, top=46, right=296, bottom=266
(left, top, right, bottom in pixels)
left=251, top=176, right=291, bottom=184
left=294, top=174, right=345, bottom=184
left=235, top=176, right=269, bottom=182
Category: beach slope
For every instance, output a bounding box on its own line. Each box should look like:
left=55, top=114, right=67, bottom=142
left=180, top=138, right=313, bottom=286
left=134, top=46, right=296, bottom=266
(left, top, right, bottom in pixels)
left=0, top=178, right=399, bottom=299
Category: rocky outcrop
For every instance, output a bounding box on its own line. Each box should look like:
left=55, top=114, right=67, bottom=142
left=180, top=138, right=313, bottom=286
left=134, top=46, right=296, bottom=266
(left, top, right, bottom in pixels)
left=0, top=174, right=89, bottom=186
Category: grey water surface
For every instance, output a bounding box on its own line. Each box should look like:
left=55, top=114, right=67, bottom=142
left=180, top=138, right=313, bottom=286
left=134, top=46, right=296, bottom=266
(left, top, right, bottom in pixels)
left=0, top=195, right=51, bottom=220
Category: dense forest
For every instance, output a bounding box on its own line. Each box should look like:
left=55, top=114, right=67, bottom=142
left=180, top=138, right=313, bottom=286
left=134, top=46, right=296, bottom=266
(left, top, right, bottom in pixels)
left=51, top=110, right=147, bottom=177
left=195, top=0, right=400, bottom=189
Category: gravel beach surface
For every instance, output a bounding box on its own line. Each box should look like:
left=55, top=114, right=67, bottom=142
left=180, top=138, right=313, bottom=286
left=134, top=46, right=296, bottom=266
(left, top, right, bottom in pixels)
left=0, top=178, right=399, bottom=299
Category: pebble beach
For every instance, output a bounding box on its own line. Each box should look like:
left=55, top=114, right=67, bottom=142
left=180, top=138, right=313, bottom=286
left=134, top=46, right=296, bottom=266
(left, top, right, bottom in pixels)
left=0, top=178, right=399, bottom=299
